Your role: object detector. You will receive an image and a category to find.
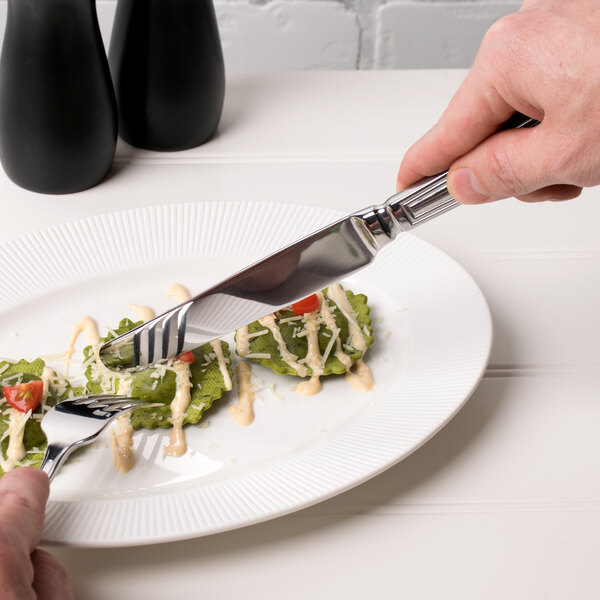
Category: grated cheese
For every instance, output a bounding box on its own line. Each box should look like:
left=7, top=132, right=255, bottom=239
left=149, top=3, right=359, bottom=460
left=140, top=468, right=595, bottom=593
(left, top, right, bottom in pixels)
left=278, top=315, right=303, bottom=324
left=318, top=290, right=352, bottom=372
left=1, top=372, right=24, bottom=384
left=247, top=329, right=269, bottom=339
left=321, top=328, right=339, bottom=367
left=327, top=284, right=367, bottom=353
left=259, top=314, right=307, bottom=377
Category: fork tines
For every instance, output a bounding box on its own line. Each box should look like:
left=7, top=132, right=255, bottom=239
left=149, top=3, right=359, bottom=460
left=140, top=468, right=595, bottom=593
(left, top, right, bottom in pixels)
left=72, top=395, right=147, bottom=411
left=71, top=395, right=163, bottom=413
left=72, top=394, right=135, bottom=405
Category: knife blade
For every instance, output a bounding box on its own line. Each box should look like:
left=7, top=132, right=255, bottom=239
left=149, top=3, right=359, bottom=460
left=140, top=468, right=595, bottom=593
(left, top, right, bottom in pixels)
left=99, top=114, right=538, bottom=369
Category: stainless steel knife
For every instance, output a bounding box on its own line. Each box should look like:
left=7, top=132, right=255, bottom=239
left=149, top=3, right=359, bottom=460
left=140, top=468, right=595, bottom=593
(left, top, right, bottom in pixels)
left=99, top=114, right=538, bottom=369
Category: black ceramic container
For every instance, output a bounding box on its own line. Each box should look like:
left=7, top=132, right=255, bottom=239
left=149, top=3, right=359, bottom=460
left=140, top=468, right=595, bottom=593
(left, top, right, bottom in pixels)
left=109, top=0, right=225, bottom=151
left=0, top=0, right=118, bottom=194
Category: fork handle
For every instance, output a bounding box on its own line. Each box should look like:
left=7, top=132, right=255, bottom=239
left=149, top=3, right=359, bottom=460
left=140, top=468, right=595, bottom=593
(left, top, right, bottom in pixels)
left=40, top=443, right=71, bottom=482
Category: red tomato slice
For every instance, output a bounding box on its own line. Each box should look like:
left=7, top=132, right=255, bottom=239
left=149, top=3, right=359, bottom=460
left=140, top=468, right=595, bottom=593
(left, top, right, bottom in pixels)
left=292, top=294, right=320, bottom=315
left=176, top=351, right=195, bottom=363
left=2, top=380, right=44, bottom=413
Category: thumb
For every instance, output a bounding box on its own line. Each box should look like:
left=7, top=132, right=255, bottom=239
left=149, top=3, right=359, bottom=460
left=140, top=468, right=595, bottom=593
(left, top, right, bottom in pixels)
left=0, top=467, right=49, bottom=553
left=447, top=125, right=554, bottom=203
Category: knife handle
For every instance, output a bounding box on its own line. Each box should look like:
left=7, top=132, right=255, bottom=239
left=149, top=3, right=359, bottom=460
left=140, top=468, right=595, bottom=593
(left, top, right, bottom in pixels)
left=385, top=171, right=456, bottom=232
left=383, top=113, right=540, bottom=233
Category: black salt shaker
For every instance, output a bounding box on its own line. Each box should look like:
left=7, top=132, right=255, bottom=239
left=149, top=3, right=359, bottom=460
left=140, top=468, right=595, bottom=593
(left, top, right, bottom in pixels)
left=0, top=0, right=118, bottom=194
left=109, top=0, right=225, bottom=151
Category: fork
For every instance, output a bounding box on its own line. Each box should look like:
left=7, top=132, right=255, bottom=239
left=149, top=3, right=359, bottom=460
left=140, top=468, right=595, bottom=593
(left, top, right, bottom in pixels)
left=40, top=394, right=157, bottom=481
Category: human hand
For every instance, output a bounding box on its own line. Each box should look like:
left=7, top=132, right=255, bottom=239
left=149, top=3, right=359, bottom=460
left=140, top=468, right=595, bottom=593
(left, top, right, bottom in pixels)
left=0, top=468, right=74, bottom=600
left=396, top=0, right=600, bottom=203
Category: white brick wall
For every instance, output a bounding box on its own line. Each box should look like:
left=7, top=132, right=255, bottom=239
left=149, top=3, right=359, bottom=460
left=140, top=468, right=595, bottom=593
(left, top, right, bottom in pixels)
left=0, top=0, right=522, bottom=71
left=376, top=1, right=522, bottom=68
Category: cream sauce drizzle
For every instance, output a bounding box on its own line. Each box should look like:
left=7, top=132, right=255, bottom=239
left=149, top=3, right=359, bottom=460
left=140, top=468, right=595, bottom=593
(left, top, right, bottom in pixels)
left=229, top=362, right=255, bottom=426
left=327, top=284, right=375, bottom=393
left=327, top=284, right=367, bottom=353
left=109, top=377, right=135, bottom=473
left=129, top=304, right=156, bottom=323
left=110, top=415, right=135, bottom=474
left=163, top=361, right=192, bottom=457
left=167, top=283, right=191, bottom=304
left=318, top=291, right=352, bottom=371
left=297, top=375, right=322, bottom=396
left=296, top=310, right=323, bottom=396
left=65, top=316, right=100, bottom=376
left=345, top=358, right=374, bottom=392
left=259, top=314, right=308, bottom=377
left=0, top=411, right=28, bottom=472
left=236, top=325, right=250, bottom=357
left=41, top=366, right=55, bottom=412
left=210, top=340, right=233, bottom=391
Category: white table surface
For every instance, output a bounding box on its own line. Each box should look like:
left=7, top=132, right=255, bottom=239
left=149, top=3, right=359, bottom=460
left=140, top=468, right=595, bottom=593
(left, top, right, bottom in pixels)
left=2, top=70, right=600, bottom=599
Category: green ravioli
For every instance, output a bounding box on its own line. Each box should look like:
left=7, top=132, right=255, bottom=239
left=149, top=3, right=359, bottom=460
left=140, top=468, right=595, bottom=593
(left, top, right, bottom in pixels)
left=237, top=286, right=374, bottom=376
left=0, top=359, right=81, bottom=475
left=83, top=318, right=233, bottom=430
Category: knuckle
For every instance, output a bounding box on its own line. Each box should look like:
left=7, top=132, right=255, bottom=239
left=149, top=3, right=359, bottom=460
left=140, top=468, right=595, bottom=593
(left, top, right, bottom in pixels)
left=548, top=153, right=575, bottom=182
left=0, top=542, right=34, bottom=590
left=0, top=487, right=38, bottom=517
left=50, top=558, right=70, bottom=585
left=480, top=12, right=532, bottom=72
left=482, top=13, right=522, bottom=53
left=32, top=550, right=73, bottom=596
left=546, top=130, right=600, bottom=188
left=486, top=144, right=525, bottom=197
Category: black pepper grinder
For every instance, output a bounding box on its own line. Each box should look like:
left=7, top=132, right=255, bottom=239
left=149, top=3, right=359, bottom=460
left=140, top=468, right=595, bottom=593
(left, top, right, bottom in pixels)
left=0, top=0, right=118, bottom=194
left=108, top=0, right=225, bottom=151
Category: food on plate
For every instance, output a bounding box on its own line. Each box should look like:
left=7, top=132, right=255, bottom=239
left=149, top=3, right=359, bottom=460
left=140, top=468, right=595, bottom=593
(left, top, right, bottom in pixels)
left=83, top=319, right=232, bottom=431
left=235, top=283, right=374, bottom=396
left=229, top=362, right=256, bottom=426
left=0, top=281, right=376, bottom=477
left=83, top=317, right=233, bottom=469
left=0, top=359, right=81, bottom=475
left=0, top=316, right=234, bottom=476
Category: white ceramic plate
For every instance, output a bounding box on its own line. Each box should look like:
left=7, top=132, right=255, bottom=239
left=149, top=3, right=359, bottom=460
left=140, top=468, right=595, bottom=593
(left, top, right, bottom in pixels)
left=0, top=202, right=491, bottom=547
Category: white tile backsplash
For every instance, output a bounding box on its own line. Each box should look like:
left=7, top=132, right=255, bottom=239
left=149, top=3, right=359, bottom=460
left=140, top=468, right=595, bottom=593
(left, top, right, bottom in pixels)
left=0, top=0, right=522, bottom=70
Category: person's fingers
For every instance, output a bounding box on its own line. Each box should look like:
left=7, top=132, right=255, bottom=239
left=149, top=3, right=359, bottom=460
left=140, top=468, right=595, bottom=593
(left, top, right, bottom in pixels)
left=397, top=79, right=513, bottom=190
left=31, top=549, right=75, bottom=600
left=0, top=468, right=49, bottom=599
left=396, top=13, right=544, bottom=192
left=446, top=125, right=566, bottom=203
left=515, top=184, right=582, bottom=203
left=0, top=468, right=49, bottom=554
left=396, top=25, right=511, bottom=189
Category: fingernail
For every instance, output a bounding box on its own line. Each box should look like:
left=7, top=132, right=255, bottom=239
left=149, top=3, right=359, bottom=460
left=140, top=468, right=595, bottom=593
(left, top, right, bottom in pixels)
left=450, top=168, right=488, bottom=204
